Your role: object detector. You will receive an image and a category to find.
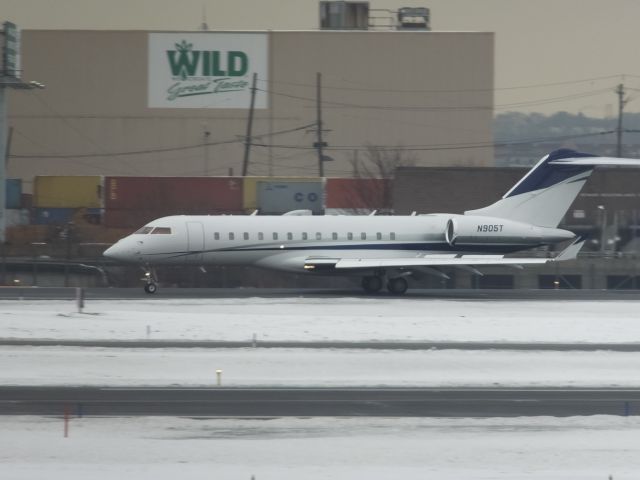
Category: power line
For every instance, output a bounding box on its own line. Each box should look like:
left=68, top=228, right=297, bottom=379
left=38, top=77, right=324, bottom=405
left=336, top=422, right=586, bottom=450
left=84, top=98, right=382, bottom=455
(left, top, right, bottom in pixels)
left=251, top=130, right=616, bottom=153
left=10, top=123, right=317, bottom=160
left=258, top=87, right=613, bottom=111
left=28, top=91, right=111, bottom=154
left=257, top=74, right=628, bottom=93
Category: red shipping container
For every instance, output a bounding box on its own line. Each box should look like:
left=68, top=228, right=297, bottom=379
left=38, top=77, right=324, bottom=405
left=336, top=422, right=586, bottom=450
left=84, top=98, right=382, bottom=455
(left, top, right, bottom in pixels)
left=104, top=177, right=244, bottom=228
left=325, top=178, right=392, bottom=209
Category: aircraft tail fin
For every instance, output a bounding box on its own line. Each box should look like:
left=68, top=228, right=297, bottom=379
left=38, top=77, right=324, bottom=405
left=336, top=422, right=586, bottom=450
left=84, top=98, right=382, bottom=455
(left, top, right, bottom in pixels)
left=465, top=149, right=640, bottom=228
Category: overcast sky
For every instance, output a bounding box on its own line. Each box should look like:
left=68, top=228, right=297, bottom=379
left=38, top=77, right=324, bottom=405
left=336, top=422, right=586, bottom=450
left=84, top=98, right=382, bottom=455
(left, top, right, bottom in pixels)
left=3, top=0, right=640, bottom=116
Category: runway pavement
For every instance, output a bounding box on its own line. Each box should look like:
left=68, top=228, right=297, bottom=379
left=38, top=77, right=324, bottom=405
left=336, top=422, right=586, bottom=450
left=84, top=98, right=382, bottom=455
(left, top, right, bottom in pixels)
left=1, top=286, right=640, bottom=300
left=2, top=338, right=640, bottom=351
left=1, top=386, right=638, bottom=417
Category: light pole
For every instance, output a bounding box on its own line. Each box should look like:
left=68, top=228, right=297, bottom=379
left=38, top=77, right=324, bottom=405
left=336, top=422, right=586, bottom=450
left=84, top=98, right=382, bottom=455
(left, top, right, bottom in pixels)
left=1, top=21, right=45, bottom=244
left=597, top=205, right=607, bottom=253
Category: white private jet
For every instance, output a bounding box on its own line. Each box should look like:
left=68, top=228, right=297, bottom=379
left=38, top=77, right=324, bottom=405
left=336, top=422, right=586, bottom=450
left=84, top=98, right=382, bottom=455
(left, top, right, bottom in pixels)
left=103, top=149, right=640, bottom=294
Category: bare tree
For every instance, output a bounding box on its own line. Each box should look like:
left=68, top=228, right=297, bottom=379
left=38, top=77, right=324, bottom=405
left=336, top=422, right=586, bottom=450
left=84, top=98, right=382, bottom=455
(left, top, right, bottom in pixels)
left=342, top=145, right=416, bottom=214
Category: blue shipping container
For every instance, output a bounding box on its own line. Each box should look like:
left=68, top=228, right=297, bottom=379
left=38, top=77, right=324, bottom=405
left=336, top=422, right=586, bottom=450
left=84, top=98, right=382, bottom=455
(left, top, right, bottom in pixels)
left=6, top=179, right=22, bottom=209
left=32, top=208, right=75, bottom=225
left=32, top=207, right=102, bottom=225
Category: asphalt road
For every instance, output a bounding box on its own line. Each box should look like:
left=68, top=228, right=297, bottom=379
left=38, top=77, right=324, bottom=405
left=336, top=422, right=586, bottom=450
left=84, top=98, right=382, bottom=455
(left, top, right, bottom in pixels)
left=1, top=386, right=638, bottom=417
left=2, top=338, right=640, bottom=351
left=1, top=286, right=640, bottom=300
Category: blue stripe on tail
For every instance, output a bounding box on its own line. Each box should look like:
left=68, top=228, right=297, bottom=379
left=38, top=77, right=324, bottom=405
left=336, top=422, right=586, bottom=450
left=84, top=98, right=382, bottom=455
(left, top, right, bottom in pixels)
left=504, top=149, right=597, bottom=198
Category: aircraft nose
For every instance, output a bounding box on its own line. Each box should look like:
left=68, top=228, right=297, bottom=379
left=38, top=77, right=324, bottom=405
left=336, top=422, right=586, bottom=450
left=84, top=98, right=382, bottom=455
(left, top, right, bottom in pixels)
left=103, top=244, right=118, bottom=259
left=103, top=242, right=129, bottom=261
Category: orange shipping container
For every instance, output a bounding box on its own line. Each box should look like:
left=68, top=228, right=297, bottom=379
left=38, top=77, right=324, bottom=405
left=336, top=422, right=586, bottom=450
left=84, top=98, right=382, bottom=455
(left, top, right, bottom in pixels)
left=104, top=177, right=244, bottom=228
left=325, top=178, right=391, bottom=210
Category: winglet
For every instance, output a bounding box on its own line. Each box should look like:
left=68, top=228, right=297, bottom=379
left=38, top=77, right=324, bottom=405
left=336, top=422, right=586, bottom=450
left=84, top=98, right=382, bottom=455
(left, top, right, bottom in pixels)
left=554, top=237, right=586, bottom=262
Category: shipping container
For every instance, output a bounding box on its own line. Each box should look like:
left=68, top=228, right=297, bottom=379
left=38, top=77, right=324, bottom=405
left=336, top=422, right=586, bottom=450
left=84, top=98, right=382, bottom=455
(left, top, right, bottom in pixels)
left=34, top=176, right=103, bottom=208
left=6, top=179, right=22, bottom=209
left=105, top=177, right=243, bottom=211
left=5, top=209, right=29, bottom=227
left=32, top=207, right=102, bottom=225
left=257, top=180, right=324, bottom=214
left=243, top=177, right=320, bottom=212
left=325, top=178, right=391, bottom=210
left=21, top=193, right=33, bottom=210
left=103, top=177, right=244, bottom=228
left=32, top=208, right=75, bottom=225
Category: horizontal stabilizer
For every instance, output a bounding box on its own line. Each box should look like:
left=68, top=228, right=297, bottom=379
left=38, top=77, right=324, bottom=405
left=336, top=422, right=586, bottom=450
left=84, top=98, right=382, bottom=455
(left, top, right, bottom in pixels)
left=553, top=237, right=585, bottom=262
left=549, top=158, right=640, bottom=166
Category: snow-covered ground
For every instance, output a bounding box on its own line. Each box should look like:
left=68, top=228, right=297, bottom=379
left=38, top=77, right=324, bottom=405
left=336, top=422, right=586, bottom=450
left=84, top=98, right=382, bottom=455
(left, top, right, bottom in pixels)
left=4, top=296, right=640, bottom=479
left=3, top=415, right=640, bottom=480
left=1, top=297, right=640, bottom=387
left=1, top=297, right=640, bottom=343
left=3, top=346, right=640, bottom=387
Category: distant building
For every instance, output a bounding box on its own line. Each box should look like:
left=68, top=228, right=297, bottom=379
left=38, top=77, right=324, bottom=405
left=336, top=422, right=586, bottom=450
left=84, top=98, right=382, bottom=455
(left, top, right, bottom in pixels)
left=8, top=27, right=494, bottom=191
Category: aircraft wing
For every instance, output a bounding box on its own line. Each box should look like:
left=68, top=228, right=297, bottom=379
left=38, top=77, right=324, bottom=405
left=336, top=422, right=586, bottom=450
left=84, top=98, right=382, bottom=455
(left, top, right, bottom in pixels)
left=305, top=255, right=549, bottom=270
left=332, top=256, right=548, bottom=269
left=304, top=238, right=586, bottom=271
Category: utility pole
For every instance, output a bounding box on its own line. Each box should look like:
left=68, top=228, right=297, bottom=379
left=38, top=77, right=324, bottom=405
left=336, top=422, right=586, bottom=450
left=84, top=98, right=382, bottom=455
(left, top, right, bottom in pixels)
left=314, top=72, right=327, bottom=178
left=202, top=128, right=210, bottom=176
left=242, top=72, right=257, bottom=177
left=616, top=83, right=627, bottom=158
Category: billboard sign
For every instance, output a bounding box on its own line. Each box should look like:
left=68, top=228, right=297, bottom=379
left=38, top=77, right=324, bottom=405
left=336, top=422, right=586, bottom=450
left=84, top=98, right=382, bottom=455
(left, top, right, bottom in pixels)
left=148, top=32, right=268, bottom=109
left=2, top=21, right=20, bottom=78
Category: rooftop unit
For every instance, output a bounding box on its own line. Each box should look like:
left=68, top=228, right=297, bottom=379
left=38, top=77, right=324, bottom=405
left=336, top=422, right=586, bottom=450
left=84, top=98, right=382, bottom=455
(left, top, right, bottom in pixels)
left=319, top=1, right=370, bottom=30
left=319, top=2, right=430, bottom=31
left=397, top=7, right=430, bottom=30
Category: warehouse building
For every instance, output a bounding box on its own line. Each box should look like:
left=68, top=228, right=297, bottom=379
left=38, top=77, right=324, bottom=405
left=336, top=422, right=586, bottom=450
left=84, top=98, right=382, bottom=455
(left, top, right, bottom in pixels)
left=7, top=27, right=494, bottom=192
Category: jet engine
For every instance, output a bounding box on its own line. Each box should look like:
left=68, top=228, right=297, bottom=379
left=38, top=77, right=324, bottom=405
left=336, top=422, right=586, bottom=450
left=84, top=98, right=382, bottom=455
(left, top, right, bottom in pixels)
left=445, top=215, right=574, bottom=247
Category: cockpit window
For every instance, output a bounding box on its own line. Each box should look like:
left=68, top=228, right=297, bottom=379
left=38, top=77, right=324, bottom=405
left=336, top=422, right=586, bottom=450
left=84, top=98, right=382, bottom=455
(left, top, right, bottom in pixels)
left=150, top=227, right=172, bottom=234
left=134, top=227, right=153, bottom=234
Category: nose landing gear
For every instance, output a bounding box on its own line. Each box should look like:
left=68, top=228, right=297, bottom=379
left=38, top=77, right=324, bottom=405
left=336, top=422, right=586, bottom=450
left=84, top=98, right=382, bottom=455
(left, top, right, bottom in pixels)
left=142, top=267, right=158, bottom=294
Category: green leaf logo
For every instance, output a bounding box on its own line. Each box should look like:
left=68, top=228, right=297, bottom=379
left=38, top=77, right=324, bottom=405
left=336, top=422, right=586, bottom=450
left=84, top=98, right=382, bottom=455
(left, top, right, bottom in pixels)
left=175, top=40, right=193, bottom=53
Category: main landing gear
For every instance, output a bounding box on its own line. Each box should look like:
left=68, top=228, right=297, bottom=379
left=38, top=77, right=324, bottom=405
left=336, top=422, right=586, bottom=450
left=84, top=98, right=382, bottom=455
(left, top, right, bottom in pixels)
left=387, top=276, right=408, bottom=295
left=361, top=275, right=409, bottom=295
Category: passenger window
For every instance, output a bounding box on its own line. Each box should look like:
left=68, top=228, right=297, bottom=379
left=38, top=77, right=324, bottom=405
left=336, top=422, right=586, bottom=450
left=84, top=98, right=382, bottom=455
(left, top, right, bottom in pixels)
left=332, top=232, right=338, bottom=240
left=302, top=232, right=308, bottom=240
left=347, top=232, right=353, bottom=240
left=273, top=232, right=278, bottom=240
left=361, top=232, right=366, bottom=240
left=316, top=232, right=322, bottom=240
left=258, top=232, right=264, bottom=240
left=214, top=232, right=220, bottom=240
left=229, top=232, right=235, bottom=240
left=390, top=232, right=396, bottom=240
left=243, top=232, right=249, bottom=240
left=287, top=232, right=293, bottom=240
left=376, top=232, right=382, bottom=240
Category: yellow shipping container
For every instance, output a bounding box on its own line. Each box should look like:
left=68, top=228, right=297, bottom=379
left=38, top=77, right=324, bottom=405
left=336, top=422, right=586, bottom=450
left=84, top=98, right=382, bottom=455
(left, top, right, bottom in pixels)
left=34, top=176, right=103, bottom=208
left=242, top=176, right=320, bottom=212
